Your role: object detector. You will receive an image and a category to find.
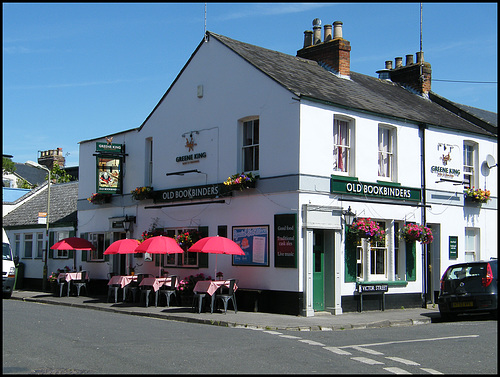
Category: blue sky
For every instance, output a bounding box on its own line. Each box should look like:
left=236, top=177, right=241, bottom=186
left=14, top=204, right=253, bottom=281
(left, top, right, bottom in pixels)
left=3, top=2, right=497, bottom=167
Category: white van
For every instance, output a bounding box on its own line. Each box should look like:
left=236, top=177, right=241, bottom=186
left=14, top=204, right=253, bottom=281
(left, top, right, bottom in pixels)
left=3, top=228, right=16, bottom=298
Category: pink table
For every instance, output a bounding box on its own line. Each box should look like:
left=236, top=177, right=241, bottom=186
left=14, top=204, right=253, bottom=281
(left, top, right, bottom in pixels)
left=193, top=280, right=237, bottom=296
left=108, top=275, right=137, bottom=289
left=57, top=272, right=89, bottom=297
left=58, top=272, right=89, bottom=282
left=192, top=280, right=238, bottom=313
left=139, top=277, right=174, bottom=292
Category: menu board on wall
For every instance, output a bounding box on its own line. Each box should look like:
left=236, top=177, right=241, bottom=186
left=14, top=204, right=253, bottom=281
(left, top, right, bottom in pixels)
left=274, top=214, right=297, bottom=268
left=232, top=225, right=269, bottom=267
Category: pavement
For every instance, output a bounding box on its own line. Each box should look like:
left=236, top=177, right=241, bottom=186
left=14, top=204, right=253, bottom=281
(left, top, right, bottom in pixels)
left=9, top=289, right=442, bottom=331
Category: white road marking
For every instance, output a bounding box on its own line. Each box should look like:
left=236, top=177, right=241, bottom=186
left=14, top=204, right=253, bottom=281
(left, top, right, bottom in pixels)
left=338, top=335, right=479, bottom=349
left=263, top=330, right=282, bottom=335
left=279, top=334, right=301, bottom=339
left=420, top=368, right=444, bottom=374
left=299, top=339, right=325, bottom=346
left=384, top=367, right=412, bottom=374
left=386, top=356, right=420, bottom=365
left=351, top=357, right=384, bottom=365
left=323, top=346, right=352, bottom=355
left=351, top=346, right=384, bottom=355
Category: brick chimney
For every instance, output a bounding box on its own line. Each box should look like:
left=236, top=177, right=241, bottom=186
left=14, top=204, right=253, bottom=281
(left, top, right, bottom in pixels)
left=378, top=51, right=432, bottom=95
left=38, top=148, right=65, bottom=170
left=297, top=19, right=351, bottom=78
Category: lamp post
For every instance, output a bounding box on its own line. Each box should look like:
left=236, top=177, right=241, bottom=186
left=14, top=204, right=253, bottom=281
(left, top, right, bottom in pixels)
left=122, top=215, right=135, bottom=274
left=26, top=160, right=51, bottom=291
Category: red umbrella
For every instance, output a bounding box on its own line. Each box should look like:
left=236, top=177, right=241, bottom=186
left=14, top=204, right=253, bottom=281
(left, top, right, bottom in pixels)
left=104, top=239, right=140, bottom=255
left=105, top=239, right=141, bottom=275
left=135, top=236, right=184, bottom=276
left=51, top=237, right=95, bottom=250
left=51, top=237, right=95, bottom=271
left=188, top=236, right=245, bottom=277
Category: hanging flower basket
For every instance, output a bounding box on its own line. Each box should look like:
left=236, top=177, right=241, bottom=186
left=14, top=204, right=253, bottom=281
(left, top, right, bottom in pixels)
left=348, top=218, right=385, bottom=243
left=399, top=223, right=433, bottom=244
left=87, top=193, right=112, bottom=204
left=175, top=230, right=201, bottom=251
left=131, top=186, right=153, bottom=200
left=223, top=172, right=257, bottom=191
left=464, top=187, right=490, bottom=203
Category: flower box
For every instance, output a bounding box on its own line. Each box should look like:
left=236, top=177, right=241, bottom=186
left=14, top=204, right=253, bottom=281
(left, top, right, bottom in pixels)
left=223, top=172, right=257, bottom=191
left=131, top=186, right=153, bottom=200
left=464, top=187, right=490, bottom=204
left=87, top=193, right=111, bottom=204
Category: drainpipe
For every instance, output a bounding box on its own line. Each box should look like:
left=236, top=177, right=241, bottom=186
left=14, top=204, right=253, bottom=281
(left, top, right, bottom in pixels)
left=419, top=123, right=427, bottom=308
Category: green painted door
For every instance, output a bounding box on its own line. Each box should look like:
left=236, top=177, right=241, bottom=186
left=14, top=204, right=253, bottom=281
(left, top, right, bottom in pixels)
left=313, top=231, right=325, bottom=311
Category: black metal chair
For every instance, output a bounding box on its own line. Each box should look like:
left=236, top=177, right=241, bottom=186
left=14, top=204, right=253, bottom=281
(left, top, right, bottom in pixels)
left=214, top=279, right=238, bottom=314
left=57, top=275, right=69, bottom=297
left=125, top=273, right=152, bottom=303
left=72, top=271, right=88, bottom=297
left=192, top=291, right=210, bottom=313
left=107, top=273, right=121, bottom=303
left=137, top=274, right=157, bottom=307
left=160, top=275, right=178, bottom=307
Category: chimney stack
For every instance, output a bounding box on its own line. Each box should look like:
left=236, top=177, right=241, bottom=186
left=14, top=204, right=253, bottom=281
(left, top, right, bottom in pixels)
left=378, top=52, right=432, bottom=95
left=297, top=19, right=351, bottom=78
left=38, top=148, right=65, bottom=170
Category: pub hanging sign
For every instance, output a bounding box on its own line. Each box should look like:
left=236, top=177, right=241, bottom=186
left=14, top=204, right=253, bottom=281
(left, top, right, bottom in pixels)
left=95, top=141, right=123, bottom=194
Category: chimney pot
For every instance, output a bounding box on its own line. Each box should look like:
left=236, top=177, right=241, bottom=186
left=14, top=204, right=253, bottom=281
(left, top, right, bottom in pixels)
left=385, top=60, right=393, bottom=70
left=333, top=21, right=343, bottom=39
left=324, top=24, right=332, bottom=41
left=406, top=54, right=414, bottom=66
left=395, top=57, right=403, bottom=68
left=313, top=18, right=322, bottom=44
left=303, top=30, right=313, bottom=47
left=416, top=51, right=424, bottom=64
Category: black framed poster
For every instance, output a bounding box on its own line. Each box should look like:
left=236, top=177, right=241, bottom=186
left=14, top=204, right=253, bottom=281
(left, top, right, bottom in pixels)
left=274, top=214, right=297, bottom=268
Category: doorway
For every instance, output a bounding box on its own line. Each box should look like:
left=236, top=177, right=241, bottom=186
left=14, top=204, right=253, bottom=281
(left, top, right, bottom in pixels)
left=313, top=230, right=325, bottom=311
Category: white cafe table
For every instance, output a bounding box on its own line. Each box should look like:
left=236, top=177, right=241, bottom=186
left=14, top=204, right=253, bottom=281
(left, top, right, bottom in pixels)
left=192, top=280, right=238, bottom=313
left=107, top=275, right=138, bottom=302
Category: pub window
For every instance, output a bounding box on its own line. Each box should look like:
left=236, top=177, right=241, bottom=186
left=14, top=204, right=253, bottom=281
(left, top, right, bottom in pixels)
left=463, top=141, right=478, bottom=188
left=369, top=221, right=387, bottom=278
left=394, top=223, right=404, bottom=280
left=241, top=118, right=259, bottom=173
left=162, top=228, right=199, bottom=267
left=465, top=228, right=479, bottom=262
left=333, top=117, right=354, bottom=174
left=23, top=233, right=33, bottom=259
left=36, top=232, right=44, bottom=258
left=378, top=125, right=396, bottom=180
left=88, top=232, right=111, bottom=261
left=53, top=231, right=70, bottom=259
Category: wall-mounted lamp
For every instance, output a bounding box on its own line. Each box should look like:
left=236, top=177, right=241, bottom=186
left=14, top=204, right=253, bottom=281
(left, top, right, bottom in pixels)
left=342, top=206, right=356, bottom=226
left=123, top=215, right=136, bottom=232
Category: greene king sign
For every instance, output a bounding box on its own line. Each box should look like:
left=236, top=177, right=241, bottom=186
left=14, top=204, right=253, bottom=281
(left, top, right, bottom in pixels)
left=331, top=177, right=421, bottom=202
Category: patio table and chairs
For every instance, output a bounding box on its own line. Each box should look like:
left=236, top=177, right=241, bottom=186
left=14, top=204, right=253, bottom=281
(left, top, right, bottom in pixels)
left=107, top=274, right=138, bottom=303
left=57, top=271, right=90, bottom=297
left=192, top=279, right=238, bottom=314
left=139, top=276, right=175, bottom=308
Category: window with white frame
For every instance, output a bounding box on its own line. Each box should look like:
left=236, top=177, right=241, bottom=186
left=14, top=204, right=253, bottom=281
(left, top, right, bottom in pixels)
left=394, top=222, right=404, bottom=280
left=378, top=125, right=395, bottom=179
left=333, top=117, right=353, bottom=174
left=370, top=221, right=387, bottom=278
left=465, top=228, right=479, bottom=262
left=23, top=233, right=33, bottom=258
left=88, top=233, right=109, bottom=261
left=463, top=141, right=477, bottom=188
left=242, top=118, right=259, bottom=172
left=53, top=231, right=70, bottom=258
left=163, top=228, right=199, bottom=267
left=14, top=234, right=20, bottom=260
left=36, top=232, right=44, bottom=258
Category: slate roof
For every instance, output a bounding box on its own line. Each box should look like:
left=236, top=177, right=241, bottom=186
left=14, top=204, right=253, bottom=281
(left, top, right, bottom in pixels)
left=2, top=181, right=78, bottom=228
left=13, top=162, right=48, bottom=186
left=208, top=32, right=496, bottom=138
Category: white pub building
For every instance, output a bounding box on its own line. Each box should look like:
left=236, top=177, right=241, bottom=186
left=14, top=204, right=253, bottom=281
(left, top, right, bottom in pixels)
left=76, top=19, right=497, bottom=315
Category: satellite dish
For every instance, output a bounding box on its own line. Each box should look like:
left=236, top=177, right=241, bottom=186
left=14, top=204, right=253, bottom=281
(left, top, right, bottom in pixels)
left=486, top=154, right=497, bottom=169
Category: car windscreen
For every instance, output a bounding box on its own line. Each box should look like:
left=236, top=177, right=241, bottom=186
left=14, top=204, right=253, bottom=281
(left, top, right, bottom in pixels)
left=3, top=242, right=13, bottom=261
